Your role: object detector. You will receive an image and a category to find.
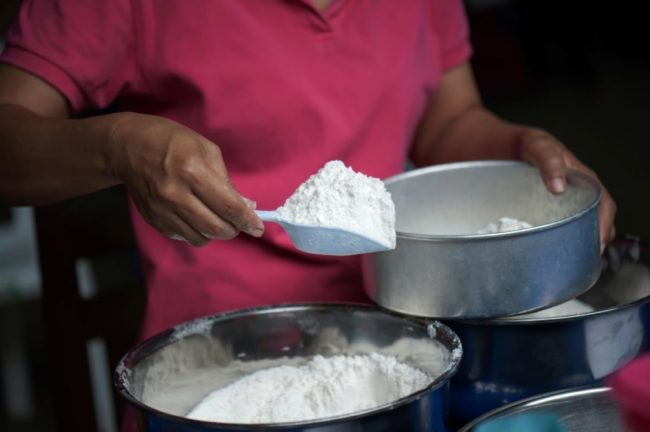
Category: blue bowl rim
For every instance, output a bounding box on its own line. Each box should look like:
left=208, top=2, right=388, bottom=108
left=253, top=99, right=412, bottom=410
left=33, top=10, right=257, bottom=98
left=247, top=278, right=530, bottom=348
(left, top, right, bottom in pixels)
left=457, top=386, right=612, bottom=432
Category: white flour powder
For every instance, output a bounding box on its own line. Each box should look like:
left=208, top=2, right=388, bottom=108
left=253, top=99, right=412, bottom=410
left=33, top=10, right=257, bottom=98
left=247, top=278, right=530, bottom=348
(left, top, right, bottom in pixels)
left=187, top=353, right=429, bottom=424
left=277, top=161, right=396, bottom=249
left=478, top=217, right=533, bottom=234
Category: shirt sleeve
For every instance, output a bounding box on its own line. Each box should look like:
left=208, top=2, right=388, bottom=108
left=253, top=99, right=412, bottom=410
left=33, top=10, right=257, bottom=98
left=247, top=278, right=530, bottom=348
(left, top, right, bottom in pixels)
left=429, top=0, right=473, bottom=71
left=0, top=0, right=134, bottom=113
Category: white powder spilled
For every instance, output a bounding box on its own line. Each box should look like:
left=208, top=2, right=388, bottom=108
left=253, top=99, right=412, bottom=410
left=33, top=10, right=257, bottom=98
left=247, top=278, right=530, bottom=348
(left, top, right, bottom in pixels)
left=277, top=161, right=396, bottom=249
left=505, top=299, right=595, bottom=320
left=187, top=353, right=429, bottom=424
left=478, top=217, right=533, bottom=234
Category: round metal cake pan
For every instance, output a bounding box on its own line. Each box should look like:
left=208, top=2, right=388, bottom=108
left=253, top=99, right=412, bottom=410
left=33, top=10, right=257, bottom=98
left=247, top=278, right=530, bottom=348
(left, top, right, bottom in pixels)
left=364, top=160, right=602, bottom=318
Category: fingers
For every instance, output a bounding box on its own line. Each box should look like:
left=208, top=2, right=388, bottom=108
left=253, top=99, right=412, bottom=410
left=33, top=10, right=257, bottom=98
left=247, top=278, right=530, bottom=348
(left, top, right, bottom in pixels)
left=174, top=194, right=241, bottom=241
left=187, top=145, right=264, bottom=237
left=131, top=156, right=262, bottom=246
left=166, top=213, right=212, bottom=246
left=519, top=128, right=617, bottom=254
left=155, top=181, right=262, bottom=245
left=194, top=185, right=264, bottom=238
left=133, top=198, right=209, bottom=247
left=520, top=133, right=567, bottom=194
left=597, top=189, right=617, bottom=253
left=118, top=116, right=263, bottom=244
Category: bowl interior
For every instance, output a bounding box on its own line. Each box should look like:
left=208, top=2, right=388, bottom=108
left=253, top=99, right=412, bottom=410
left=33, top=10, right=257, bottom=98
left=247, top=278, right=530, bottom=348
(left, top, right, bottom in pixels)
left=387, top=162, right=599, bottom=236
left=119, top=305, right=460, bottom=420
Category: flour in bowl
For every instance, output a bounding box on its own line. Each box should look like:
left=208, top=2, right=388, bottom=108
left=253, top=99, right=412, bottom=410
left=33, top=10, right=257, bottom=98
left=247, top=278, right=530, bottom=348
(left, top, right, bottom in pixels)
left=187, top=353, right=429, bottom=424
left=478, top=217, right=533, bottom=234
left=277, top=161, right=396, bottom=249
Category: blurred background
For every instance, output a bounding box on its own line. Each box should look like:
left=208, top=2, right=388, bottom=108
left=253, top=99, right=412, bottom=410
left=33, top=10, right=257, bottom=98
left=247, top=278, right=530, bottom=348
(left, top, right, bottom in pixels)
left=0, top=0, right=648, bottom=431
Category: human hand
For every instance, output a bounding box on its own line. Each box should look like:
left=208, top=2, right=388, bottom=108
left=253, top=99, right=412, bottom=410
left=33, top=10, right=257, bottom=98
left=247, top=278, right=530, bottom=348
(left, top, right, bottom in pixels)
left=106, top=112, right=264, bottom=246
left=519, top=129, right=616, bottom=252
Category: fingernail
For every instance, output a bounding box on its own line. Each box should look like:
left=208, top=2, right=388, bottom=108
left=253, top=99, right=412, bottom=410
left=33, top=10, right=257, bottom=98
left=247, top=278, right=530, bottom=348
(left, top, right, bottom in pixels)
left=170, top=234, right=188, bottom=242
left=600, top=241, right=606, bottom=254
left=201, top=232, right=216, bottom=240
left=550, top=178, right=565, bottom=193
left=242, top=197, right=257, bottom=210
left=246, top=224, right=264, bottom=238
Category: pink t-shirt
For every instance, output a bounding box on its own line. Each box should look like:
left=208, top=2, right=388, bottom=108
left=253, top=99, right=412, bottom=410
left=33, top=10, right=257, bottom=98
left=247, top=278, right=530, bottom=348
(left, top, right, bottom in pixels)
left=2, top=0, right=471, bottom=339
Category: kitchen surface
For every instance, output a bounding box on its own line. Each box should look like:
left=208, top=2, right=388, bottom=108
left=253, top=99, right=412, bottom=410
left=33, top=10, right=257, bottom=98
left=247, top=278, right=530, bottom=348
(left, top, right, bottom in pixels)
left=1, top=1, right=649, bottom=431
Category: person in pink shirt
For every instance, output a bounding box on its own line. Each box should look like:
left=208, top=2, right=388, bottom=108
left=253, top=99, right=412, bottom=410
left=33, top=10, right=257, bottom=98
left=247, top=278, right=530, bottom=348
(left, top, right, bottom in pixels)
left=0, top=0, right=616, bottom=344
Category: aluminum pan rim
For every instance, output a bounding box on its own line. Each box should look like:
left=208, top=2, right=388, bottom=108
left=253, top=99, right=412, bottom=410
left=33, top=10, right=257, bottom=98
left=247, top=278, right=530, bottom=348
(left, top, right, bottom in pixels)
left=385, top=160, right=602, bottom=241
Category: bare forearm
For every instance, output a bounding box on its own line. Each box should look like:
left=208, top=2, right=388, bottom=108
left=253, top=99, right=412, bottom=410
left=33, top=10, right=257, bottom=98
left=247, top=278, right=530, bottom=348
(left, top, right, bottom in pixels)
left=412, top=106, right=529, bottom=167
left=0, top=104, right=121, bottom=205
left=0, top=65, right=263, bottom=245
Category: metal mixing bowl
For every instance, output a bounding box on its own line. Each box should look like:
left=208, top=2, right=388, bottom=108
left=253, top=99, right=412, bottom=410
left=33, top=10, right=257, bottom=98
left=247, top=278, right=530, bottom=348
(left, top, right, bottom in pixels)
left=363, top=160, right=602, bottom=318
left=458, top=387, right=624, bottom=432
left=114, top=303, right=463, bottom=431
left=446, top=237, right=650, bottom=426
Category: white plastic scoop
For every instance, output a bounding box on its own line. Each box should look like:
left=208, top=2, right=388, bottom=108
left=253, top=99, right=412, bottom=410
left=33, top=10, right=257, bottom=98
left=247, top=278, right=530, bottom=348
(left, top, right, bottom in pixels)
left=255, top=210, right=391, bottom=256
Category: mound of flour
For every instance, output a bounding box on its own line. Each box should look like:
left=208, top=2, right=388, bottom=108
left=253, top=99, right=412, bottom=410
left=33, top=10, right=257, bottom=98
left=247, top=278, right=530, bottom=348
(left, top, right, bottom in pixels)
left=478, top=217, right=533, bottom=234
left=277, top=161, right=396, bottom=249
left=187, top=353, right=429, bottom=424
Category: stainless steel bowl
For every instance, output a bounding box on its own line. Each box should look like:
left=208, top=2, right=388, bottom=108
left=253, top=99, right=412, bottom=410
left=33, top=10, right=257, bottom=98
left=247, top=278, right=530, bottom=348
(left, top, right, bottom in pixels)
left=446, top=238, right=650, bottom=426
left=363, top=160, right=601, bottom=318
left=114, top=303, right=463, bottom=431
left=459, top=387, right=624, bottom=432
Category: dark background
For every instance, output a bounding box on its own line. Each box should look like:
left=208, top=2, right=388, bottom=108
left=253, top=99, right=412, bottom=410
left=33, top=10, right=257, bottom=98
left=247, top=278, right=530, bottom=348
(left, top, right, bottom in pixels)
left=0, top=1, right=648, bottom=431
left=469, top=0, right=649, bottom=240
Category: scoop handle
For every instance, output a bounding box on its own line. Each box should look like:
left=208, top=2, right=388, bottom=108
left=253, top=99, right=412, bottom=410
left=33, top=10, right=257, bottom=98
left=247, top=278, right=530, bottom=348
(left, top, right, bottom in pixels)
left=255, top=210, right=281, bottom=223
